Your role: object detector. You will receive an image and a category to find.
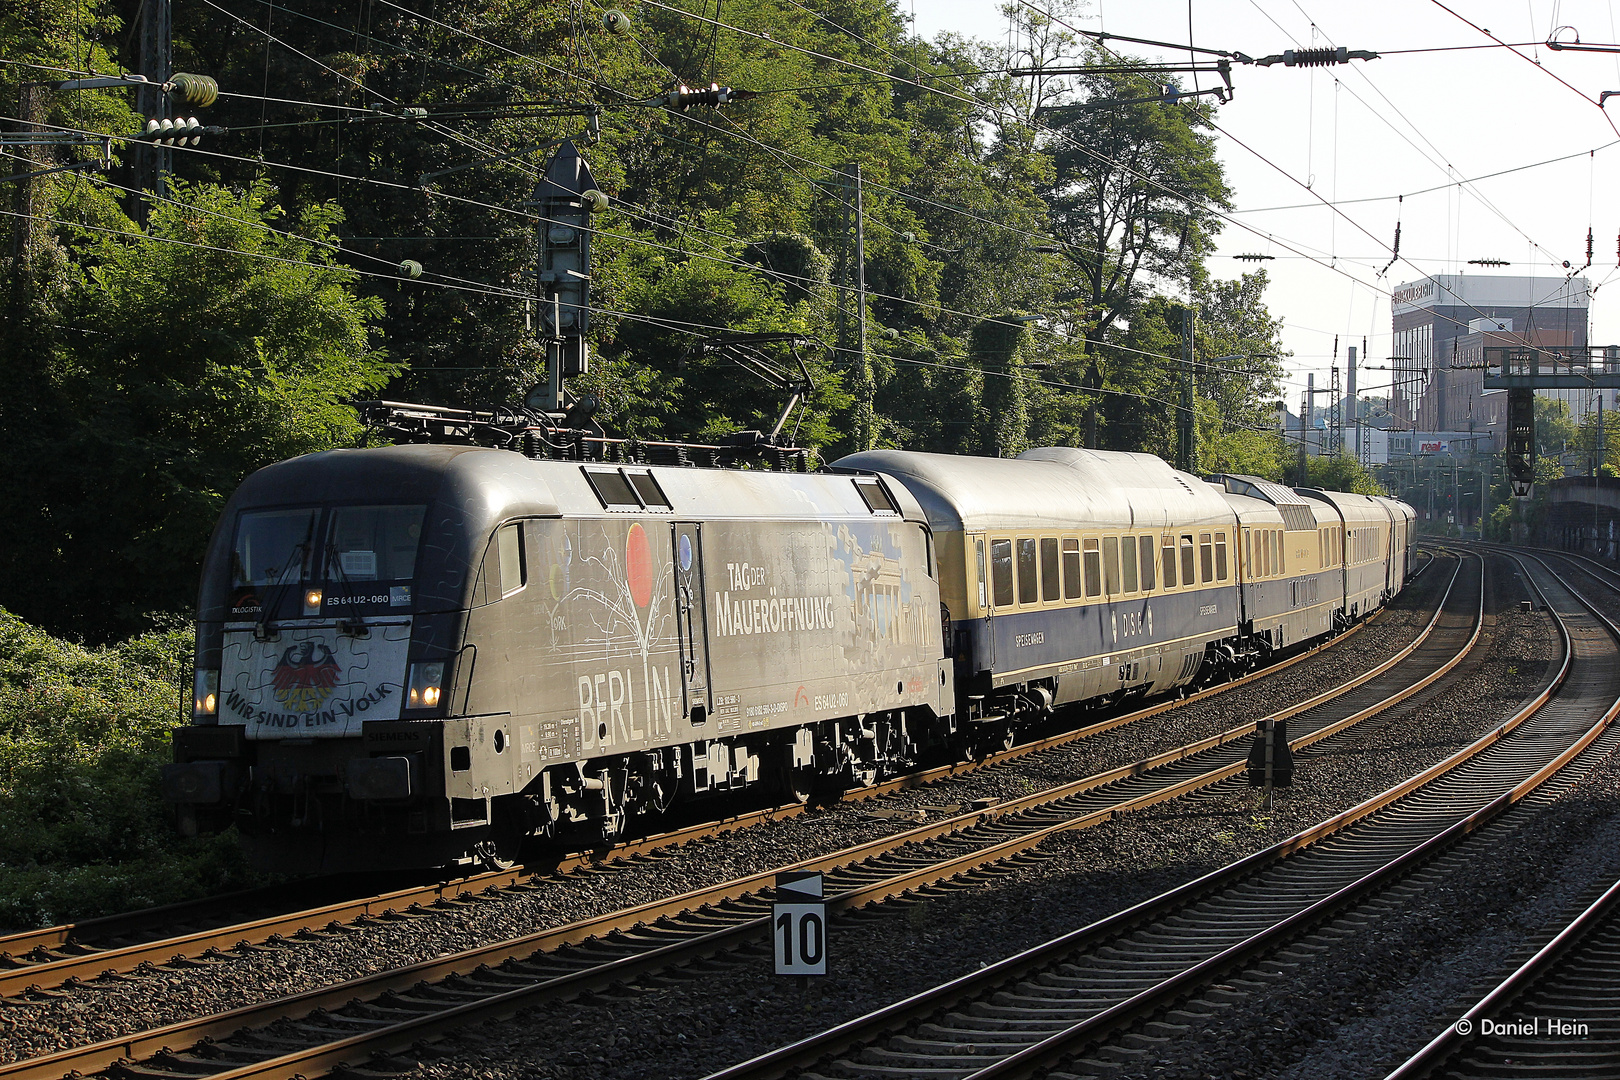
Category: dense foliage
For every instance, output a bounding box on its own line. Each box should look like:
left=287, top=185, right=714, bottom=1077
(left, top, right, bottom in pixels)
left=3, top=0, right=1294, bottom=643
left=0, top=609, right=253, bottom=927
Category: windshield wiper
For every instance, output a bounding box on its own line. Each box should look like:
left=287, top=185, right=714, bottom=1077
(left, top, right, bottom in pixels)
left=255, top=538, right=311, bottom=640
left=324, top=542, right=370, bottom=637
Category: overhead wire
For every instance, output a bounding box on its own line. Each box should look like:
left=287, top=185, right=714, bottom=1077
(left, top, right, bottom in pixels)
left=7, top=111, right=1277, bottom=386
left=1429, top=0, right=1620, bottom=137
left=635, top=0, right=1384, bottom=297
left=9, top=7, right=1314, bottom=412
left=1251, top=0, right=1564, bottom=271
left=1029, top=0, right=1587, bottom=348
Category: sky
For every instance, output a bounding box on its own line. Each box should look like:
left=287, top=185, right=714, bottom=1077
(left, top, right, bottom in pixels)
left=905, top=0, right=1620, bottom=410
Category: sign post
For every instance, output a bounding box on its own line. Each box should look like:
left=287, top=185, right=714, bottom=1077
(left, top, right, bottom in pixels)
left=772, top=871, right=827, bottom=977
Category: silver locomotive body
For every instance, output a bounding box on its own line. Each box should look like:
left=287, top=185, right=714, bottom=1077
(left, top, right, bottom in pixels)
left=165, top=445, right=950, bottom=872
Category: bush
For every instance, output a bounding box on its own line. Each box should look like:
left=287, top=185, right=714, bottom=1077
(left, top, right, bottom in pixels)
left=0, top=609, right=259, bottom=929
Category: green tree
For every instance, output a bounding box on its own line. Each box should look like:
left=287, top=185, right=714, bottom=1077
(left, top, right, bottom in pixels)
left=1292, top=453, right=1384, bottom=495
left=0, top=181, right=393, bottom=639
left=1037, top=54, right=1232, bottom=445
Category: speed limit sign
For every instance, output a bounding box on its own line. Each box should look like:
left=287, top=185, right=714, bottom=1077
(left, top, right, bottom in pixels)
left=773, top=871, right=827, bottom=976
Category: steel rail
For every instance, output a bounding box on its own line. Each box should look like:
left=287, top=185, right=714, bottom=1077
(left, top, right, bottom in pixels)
left=1386, top=873, right=1620, bottom=1079
left=0, top=563, right=1472, bottom=1080
left=0, top=551, right=1433, bottom=996
left=703, top=552, right=1620, bottom=1080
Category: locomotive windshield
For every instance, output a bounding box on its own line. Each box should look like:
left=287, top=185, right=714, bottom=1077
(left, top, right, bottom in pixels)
left=228, top=505, right=425, bottom=619
left=232, top=509, right=316, bottom=587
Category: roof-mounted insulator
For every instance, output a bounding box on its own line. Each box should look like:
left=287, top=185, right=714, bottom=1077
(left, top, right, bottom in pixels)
left=1251, top=46, right=1378, bottom=67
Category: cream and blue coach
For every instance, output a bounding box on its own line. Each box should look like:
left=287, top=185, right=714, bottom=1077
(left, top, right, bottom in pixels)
left=835, top=447, right=1242, bottom=737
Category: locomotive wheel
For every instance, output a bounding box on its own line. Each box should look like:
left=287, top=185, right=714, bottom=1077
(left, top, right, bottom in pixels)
left=471, top=837, right=518, bottom=872
left=786, top=767, right=818, bottom=804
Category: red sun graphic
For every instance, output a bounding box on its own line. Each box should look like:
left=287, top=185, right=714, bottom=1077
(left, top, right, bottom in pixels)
left=626, top=523, right=653, bottom=608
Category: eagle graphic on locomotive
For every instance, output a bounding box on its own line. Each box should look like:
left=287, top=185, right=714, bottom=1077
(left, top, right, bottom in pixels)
left=162, top=403, right=1415, bottom=874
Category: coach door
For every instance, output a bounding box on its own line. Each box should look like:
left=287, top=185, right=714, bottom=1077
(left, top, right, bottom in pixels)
left=672, top=523, right=712, bottom=724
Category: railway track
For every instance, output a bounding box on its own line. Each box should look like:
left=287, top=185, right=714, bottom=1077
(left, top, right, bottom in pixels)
left=1386, top=871, right=1620, bottom=1079
left=0, top=553, right=1439, bottom=1002
left=0, top=558, right=1476, bottom=1080
left=698, top=550, right=1620, bottom=1080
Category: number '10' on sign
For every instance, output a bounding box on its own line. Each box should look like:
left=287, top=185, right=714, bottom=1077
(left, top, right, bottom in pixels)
left=773, top=871, right=827, bottom=976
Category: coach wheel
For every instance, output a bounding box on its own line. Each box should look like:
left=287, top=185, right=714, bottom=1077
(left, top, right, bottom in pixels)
left=976, top=722, right=1015, bottom=757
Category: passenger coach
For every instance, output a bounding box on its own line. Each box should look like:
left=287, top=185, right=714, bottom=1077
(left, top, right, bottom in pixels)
left=836, top=448, right=1245, bottom=741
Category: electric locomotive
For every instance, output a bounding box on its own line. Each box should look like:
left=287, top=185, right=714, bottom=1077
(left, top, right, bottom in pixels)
left=163, top=441, right=951, bottom=872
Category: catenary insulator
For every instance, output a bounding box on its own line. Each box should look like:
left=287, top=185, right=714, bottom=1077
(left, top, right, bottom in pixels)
left=167, top=73, right=219, bottom=107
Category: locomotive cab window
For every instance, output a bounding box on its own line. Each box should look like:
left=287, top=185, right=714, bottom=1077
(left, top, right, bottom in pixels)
left=233, top=509, right=317, bottom=588
left=328, top=505, right=424, bottom=582
left=853, top=477, right=899, bottom=515
left=497, top=523, right=525, bottom=598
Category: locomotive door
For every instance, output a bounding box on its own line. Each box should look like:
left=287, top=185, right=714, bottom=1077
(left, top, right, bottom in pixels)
left=672, top=523, right=712, bottom=723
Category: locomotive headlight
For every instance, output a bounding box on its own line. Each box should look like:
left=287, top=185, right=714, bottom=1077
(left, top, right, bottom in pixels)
left=303, top=589, right=323, bottom=615
left=193, top=669, right=219, bottom=719
left=406, top=662, right=445, bottom=710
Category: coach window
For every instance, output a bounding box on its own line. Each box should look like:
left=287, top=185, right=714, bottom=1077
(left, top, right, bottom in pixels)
left=1161, top=535, right=1177, bottom=588
left=1267, top=530, right=1277, bottom=577
left=991, top=539, right=1014, bottom=607
left=1198, top=532, right=1214, bottom=583
left=1017, top=539, right=1039, bottom=605
left=1103, top=537, right=1121, bottom=595
left=1121, top=536, right=1138, bottom=593
left=975, top=538, right=989, bottom=610
left=1083, top=539, right=1103, bottom=597
left=1215, top=532, right=1228, bottom=581
left=1138, top=536, right=1156, bottom=591
left=1180, top=535, right=1196, bottom=587
left=1278, top=529, right=1286, bottom=573
left=1062, top=538, right=1082, bottom=599
left=1041, top=538, right=1060, bottom=602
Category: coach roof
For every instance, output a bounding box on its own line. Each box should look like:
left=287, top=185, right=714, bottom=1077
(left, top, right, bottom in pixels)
left=833, top=447, right=1233, bottom=533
